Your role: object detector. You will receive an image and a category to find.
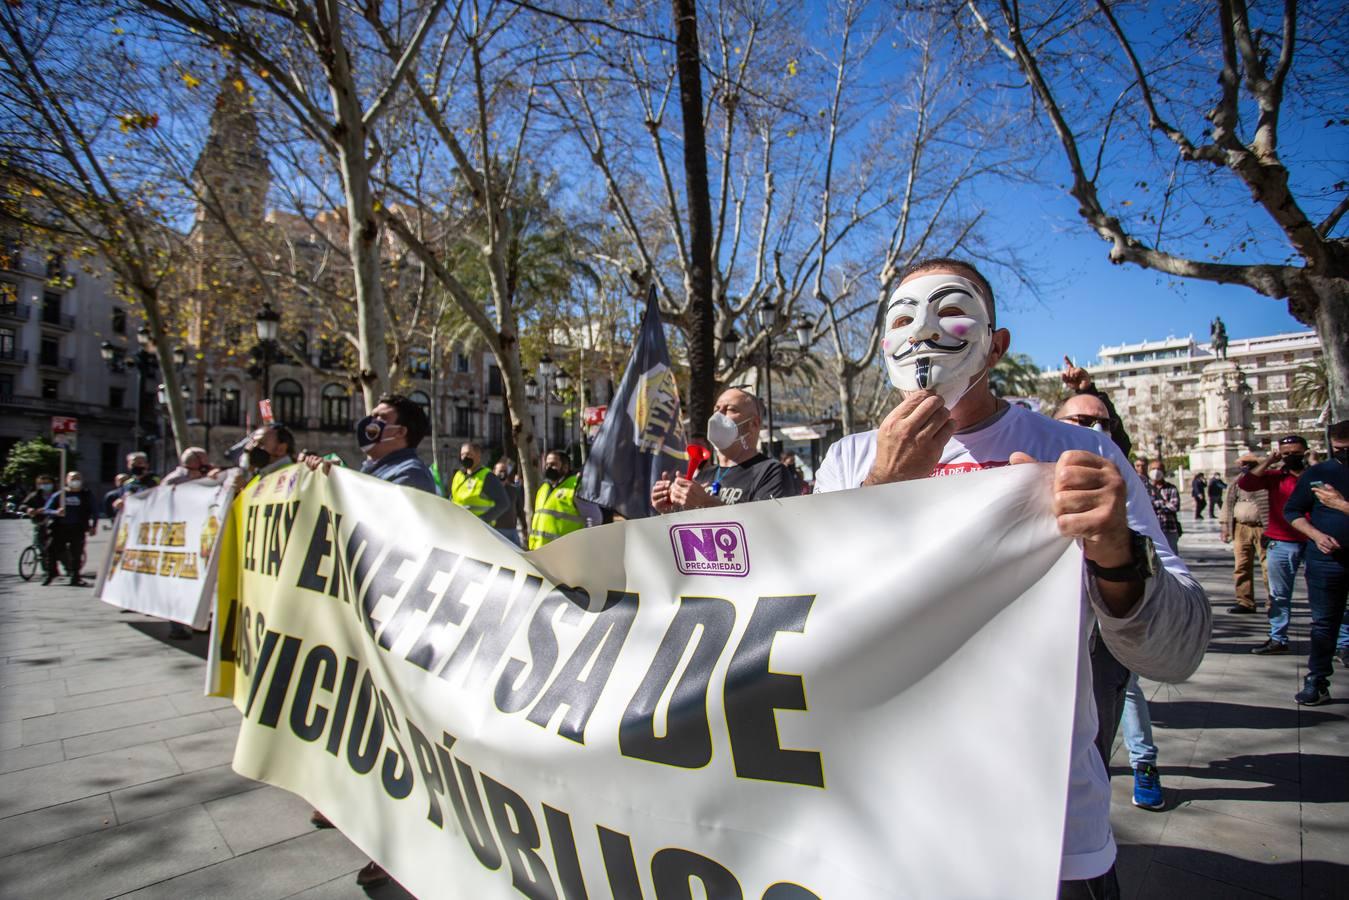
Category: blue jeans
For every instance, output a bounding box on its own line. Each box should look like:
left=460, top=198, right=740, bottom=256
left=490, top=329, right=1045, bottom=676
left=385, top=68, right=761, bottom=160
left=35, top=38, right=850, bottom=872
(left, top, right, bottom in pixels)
left=1121, top=672, right=1157, bottom=767
left=1305, top=557, right=1348, bottom=689
left=1338, top=621, right=1349, bottom=651
left=1265, top=539, right=1305, bottom=644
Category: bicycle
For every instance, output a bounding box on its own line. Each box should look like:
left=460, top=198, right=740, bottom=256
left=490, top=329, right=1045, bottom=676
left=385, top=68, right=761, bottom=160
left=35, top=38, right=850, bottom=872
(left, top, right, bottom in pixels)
left=18, top=524, right=45, bottom=581
left=18, top=519, right=89, bottom=581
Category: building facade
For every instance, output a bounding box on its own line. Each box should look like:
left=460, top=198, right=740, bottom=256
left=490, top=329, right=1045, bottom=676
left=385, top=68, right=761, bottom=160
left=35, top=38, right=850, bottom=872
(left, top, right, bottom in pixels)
left=1, top=235, right=147, bottom=501
left=1042, top=330, right=1326, bottom=465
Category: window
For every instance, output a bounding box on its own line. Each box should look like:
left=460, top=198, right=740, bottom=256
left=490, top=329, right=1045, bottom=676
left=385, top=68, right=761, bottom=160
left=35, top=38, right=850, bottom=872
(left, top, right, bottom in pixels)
left=41, top=291, right=62, bottom=324
left=0, top=281, right=16, bottom=307
left=273, top=379, right=304, bottom=426
left=0, top=372, right=13, bottom=400
left=41, top=378, right=58, bottom=400
left=109, top=386, right=124, bottom=409
left=46, top=251, right=63, bottom=280
left=551, top=416, right=565, bottom=450
left=219, top=386, right=241, bottom=426
left=319, top=339, right=344, bottom=369
left=488, top=364, right=503, bottom=396
left=1127, top=387, right=1136, bottom=397
left=488, top=412, right=504, bottom=446
left=291, top=331, right=309, bottom=363
left=100, top=442, right=119, bottom=482
left=321, top=383, right=351, bottom=430
left=455, top=352, right=470, bottom=374
left=455, top=405, right=472, bottom=436
left=111, top=307, right=126, bottom=334
left=0, top=326, right=14, bottom=357
left=40, top=336, right=59, bottom=366
left=408, top=352, right=431, bottom=379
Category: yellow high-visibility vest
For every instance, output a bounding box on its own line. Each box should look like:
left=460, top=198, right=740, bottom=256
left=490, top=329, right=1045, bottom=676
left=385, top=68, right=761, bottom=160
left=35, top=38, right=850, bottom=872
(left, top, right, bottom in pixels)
left=451, top=467, right=495, bottom=517
left=529, top=475, right=584, bottom=549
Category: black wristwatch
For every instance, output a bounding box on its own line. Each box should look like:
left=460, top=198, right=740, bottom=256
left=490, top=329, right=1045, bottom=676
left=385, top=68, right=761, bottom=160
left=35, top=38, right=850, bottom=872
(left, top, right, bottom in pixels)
left=1086, top=530, right=1156, bottom=583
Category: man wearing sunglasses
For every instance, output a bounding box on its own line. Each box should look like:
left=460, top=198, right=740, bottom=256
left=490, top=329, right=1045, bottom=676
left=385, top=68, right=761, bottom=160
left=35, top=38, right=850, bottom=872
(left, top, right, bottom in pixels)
left=162, top=447, right=214, bottom=485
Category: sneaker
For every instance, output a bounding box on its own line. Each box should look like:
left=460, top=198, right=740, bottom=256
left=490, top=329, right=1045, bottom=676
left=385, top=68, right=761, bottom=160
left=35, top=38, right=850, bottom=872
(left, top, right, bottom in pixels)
left=1132, top=764, right=1165, bottom=810
left=1227, top=604, right=1257, bottom=614
left=1250, top=639, right=1289, bottom=655
left=1337, top=648, right=1349, bottom=668
left=355, top=861, right=389, bottom=887
left=69, top=578, right=89, bottom=587
left=1295, top=683, right=1330, bottom=706
left=42, top=574, right=56, bottom=586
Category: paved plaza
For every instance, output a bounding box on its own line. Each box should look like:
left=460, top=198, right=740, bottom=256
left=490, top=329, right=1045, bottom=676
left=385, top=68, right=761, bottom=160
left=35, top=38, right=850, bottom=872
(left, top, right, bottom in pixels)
left=0, top=512, right=1345, bottom=899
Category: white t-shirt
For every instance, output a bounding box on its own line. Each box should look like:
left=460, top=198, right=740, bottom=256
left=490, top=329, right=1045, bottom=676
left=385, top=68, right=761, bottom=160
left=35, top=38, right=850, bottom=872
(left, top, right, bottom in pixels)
left=816, top=402, right=1208, bottom=880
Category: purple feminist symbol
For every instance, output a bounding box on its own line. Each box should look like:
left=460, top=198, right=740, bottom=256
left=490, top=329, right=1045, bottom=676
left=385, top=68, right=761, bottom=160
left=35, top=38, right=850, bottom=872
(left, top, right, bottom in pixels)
left=715, top=527, right=738, bottom=560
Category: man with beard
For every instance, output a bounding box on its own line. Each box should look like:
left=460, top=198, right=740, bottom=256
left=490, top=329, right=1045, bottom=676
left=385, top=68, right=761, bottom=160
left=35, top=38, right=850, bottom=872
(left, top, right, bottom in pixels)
left=1238, top=435, right=1311, bottom=655
left=814, top=257, right=1209, bottom=897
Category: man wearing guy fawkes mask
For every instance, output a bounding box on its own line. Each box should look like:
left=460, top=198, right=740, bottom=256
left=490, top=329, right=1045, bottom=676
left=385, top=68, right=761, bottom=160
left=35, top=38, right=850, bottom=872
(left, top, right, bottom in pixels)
left=1238, top=434, right=1311, bottom=655
left=650, top=387, right=790, bottom=511
left=815, top=258, right=1210, bottom=898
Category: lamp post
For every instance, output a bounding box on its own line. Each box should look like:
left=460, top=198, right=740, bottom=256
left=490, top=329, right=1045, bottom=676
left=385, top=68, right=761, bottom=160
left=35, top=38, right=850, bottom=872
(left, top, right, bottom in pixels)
left=201, top=375, right=216, bottom=455
left=1154, top=435, right=1164, bottom=471
left=757, top=299, right=777, bottom=455
left=525, top=375, right=541, bottom=452
left=554, top=368, right=573, bottom=457
left=254, top=301, right=281, bottom=402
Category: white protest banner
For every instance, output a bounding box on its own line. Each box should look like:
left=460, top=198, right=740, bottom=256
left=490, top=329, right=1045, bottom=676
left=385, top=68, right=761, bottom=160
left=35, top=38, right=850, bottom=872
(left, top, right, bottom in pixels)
left=209, top=463, right=1081, bottom=899
left=96, top=478, right=234, bottom=629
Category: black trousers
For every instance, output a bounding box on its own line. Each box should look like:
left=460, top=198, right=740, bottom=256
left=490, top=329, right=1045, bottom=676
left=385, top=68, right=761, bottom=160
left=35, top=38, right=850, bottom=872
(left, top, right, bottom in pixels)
left=1090, top=630, right=1131, bottom=766
left=44, top=524, right=85, bottom=579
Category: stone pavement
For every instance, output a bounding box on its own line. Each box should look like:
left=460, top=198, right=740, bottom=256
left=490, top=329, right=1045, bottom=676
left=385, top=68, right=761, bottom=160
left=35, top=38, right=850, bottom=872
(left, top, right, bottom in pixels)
left=0, top=513, right=1345, bottom=899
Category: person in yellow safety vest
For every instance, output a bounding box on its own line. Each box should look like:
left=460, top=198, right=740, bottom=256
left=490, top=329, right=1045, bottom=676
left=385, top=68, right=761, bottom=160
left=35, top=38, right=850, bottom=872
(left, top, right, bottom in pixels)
left=451, top=442, right=514, bottom=542
left=529, top=450, right=587, bottom=549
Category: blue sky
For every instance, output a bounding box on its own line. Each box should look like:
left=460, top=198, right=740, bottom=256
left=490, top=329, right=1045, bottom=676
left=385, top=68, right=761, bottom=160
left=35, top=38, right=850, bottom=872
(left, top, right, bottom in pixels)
left=991, top=192, right=1311, bottom=371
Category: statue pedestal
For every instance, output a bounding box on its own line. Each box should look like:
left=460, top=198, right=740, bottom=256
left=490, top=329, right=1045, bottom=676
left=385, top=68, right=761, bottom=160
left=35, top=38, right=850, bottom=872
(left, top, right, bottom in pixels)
left=1188, top=360, right=1256, bottom=477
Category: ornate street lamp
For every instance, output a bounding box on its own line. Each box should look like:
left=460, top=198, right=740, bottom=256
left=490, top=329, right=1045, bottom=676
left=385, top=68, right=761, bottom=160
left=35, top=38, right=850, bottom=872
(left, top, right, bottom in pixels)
left=254, top=302, right=281, bottom=400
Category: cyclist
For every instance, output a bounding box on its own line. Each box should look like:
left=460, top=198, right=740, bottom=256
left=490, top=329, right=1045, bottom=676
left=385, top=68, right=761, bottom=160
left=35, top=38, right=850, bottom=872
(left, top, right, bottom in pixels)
left=41, top=471, right=98, bottom=586
left=19, top=474, right=56, bottom=563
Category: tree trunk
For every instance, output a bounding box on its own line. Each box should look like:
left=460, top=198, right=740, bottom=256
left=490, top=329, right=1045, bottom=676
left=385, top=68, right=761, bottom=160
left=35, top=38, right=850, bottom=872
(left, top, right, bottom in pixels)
left=837, top=372, right=856, bottom=437
left=1311, top=279, right=1349, bottom=420
left=326, top=42, right=390, bottom=409
left=670, top=0, right=716, bottom=438
left=500, top=336, right=540, bottom=523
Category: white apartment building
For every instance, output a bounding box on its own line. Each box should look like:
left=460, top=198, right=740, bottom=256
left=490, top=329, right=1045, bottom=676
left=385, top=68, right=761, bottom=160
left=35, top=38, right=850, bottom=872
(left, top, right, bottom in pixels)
left=1043, top=330, right=1326, bottom=458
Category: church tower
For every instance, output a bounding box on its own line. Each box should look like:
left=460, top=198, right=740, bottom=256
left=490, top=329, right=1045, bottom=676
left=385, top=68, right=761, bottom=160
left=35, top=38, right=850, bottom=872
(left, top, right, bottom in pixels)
left=185, top=69, right=271, bottom=349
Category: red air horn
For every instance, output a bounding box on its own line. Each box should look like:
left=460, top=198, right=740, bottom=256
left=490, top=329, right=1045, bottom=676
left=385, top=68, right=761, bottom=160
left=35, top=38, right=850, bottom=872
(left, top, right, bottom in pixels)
left=684, top=444, right=711, bottom=480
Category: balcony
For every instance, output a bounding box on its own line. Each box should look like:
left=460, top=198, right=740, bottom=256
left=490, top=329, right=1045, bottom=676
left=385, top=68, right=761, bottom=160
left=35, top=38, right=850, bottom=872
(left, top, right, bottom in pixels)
left=39, top=309, right=75, bottom=331
left=38, top=355, right=76, bottom=374
left=0, top=347, right=29, bottom=366
left=0, top=301, right=30, bottom=322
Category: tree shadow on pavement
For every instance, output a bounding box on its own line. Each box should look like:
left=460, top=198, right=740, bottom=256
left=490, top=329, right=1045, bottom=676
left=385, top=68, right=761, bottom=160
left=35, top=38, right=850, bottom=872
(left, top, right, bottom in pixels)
left=1117, top=843, right=1347, bottom=900
left=126, top=620, right=210, bottom=660
left=1149, top=699, right=1341, bottom=730
left=1164, top=753, right=1349, bottom=803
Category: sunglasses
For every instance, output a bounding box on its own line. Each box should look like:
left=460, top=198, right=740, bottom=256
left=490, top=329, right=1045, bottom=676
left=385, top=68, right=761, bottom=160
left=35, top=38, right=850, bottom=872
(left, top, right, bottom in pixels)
left=1058, top=414, right=1111, bottom=429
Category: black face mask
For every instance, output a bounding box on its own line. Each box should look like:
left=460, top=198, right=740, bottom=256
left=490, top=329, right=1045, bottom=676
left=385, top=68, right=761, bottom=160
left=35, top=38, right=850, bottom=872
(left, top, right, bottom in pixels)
left=1332, top=446, right=1349, bottom=466
left=460, top=456, right=474, bottom=470
left=247, top=447, right=273, bottom=469
left=1283, top=453, right=1305, bottom=471
left=544, top=466, right=562, bottom=483
left=131, top=465, right=147, bottom=476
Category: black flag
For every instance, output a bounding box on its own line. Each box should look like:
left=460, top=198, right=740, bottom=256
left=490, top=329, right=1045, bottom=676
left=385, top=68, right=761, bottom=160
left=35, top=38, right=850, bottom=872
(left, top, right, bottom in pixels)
left=579, top=286, right=687, bottom=518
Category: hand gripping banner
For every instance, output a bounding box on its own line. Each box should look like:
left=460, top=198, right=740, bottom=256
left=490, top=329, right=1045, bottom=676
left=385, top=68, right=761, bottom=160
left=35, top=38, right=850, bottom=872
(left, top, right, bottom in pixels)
left=95, top=478, right=235, bottom=628
left=208, top=463, right=1082, bottom=899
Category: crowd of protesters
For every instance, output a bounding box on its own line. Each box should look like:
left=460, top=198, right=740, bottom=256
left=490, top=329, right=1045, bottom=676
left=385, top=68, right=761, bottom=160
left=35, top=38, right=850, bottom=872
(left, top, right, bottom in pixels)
left=5, top=261, right=1346, bottom=899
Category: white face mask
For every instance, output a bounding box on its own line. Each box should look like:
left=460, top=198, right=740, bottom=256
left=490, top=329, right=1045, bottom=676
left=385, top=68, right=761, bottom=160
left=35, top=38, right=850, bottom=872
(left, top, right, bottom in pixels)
left=706, top=412, right=749, bottom=452
left=882, top=273, right=994, bottom=408
left=1149, top=469, right=1164, bottom=482
left=68, top=479, right=83, bottom=490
